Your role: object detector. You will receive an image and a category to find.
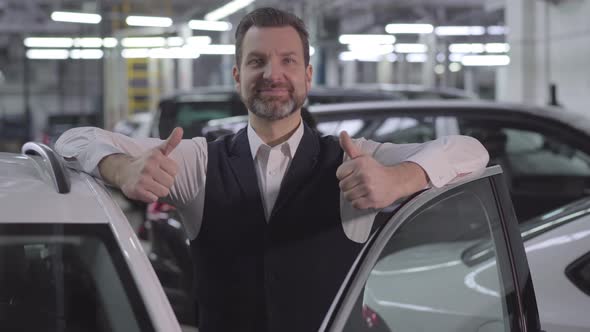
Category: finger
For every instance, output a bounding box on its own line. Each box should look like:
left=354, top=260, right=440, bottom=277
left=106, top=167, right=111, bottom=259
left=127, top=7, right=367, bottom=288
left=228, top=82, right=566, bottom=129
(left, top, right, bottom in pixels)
left=339, top=175, right=361, bottom=192
left=159, top=127, right=184, bottom=156
left=339, top=131, right=362, bottom=159
left=351, top=197, right=373, bottom=210
left=159, top=157, right=178, bottom=178
left=152, top=168, right=175, bottom=189
left=136, top=188, right=159, bottom=203
left=336, top=161, right=356, bottom=180
left=142, top=178, right=170, bottom=198
left=343, top=185, right=369, bottom=202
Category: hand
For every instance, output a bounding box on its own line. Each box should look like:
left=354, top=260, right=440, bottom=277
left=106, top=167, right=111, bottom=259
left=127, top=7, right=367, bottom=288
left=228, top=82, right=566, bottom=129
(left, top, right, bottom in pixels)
left=336, top=131, right=427, bottom=209
left=118, top=127, right=183, bottom=203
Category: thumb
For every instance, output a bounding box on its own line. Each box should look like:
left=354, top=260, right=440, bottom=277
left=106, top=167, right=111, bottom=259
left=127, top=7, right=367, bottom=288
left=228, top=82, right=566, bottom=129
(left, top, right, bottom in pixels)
left=339, top=131, right=362, bottom=159
left=159, top=127, right=183, bottom=156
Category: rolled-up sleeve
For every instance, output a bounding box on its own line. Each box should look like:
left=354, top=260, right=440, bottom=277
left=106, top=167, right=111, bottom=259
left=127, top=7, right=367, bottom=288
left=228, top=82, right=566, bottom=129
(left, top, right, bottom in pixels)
left=54, top=126, right=208, bottom=208
left=358, top=135, right=490, bottom=188
left=340, top=135, right=489, bottom=243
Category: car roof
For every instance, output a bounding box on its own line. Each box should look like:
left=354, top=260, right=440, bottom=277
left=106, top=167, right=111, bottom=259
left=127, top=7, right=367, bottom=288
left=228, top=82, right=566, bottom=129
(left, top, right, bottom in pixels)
left=160, top=85, right=402, bottom=103
left=308, top=99, right=590, bottom=134
left=351, top=83, right=477, bottom=98
left=0, top=151, right=110, bottom=224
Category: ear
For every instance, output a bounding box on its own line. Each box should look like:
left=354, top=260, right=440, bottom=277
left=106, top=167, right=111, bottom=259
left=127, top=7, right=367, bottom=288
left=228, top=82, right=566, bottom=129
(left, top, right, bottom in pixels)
left=305, top=64, right=313, bottom=91
left=232, top=65, right=240, bottom=91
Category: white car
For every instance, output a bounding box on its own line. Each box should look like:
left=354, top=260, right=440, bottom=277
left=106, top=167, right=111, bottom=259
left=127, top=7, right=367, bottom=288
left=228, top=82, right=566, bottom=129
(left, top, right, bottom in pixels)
left=320, top=166, right=547, bottom=332
left=113, top=112, right=153, bottom=138
left=0, top=142, right=182, bottom=332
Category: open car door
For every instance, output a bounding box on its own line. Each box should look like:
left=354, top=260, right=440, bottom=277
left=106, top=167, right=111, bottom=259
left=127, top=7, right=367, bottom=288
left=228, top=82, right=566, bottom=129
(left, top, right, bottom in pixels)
left=320, top=166, right=543, bottom=332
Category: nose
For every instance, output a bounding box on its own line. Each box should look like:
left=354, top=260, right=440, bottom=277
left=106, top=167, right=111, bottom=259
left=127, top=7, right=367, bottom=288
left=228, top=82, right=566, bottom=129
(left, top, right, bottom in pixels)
left=262, top=58, right=283, bottom=81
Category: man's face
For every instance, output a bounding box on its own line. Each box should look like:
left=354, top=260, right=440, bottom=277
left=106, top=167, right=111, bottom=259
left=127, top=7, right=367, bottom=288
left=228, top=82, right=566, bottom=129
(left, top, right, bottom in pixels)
left=233, top=26, right=312, bottom=121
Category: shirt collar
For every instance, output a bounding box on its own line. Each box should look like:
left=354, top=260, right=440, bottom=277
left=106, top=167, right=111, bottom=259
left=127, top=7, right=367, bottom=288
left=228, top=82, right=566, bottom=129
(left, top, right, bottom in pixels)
left=247, top=119, right=304, bottom=160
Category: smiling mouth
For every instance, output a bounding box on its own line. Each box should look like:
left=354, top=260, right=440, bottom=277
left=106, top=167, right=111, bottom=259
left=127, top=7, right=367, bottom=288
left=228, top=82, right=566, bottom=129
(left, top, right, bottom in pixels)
left=257, top=88, right=291, bottom=96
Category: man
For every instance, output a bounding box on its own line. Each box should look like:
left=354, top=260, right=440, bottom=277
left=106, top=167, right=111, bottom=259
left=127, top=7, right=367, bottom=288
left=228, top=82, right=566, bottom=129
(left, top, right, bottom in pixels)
left=56, top=7, right=489, bottom=332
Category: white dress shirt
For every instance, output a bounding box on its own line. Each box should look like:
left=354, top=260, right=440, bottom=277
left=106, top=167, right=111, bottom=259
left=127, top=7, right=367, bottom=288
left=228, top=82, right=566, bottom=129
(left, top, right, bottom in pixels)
left=55, top=123, right=489, bottom=243
left=247, top=121, right=304, bottom=221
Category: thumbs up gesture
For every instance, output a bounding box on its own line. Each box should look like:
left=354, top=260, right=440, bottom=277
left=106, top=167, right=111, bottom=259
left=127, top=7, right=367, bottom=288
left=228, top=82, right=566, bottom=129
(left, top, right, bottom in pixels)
left=119, top=127, right=183, bottom=203
left=336, top=131, right=426, bottom=210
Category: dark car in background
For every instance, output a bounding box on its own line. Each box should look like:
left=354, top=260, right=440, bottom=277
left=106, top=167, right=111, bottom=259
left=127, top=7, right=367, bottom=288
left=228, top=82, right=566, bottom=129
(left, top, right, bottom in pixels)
left=146, top=96, right=590, bottom=328
left=150, top=86, right=407, bottom=140
left=42, top=113, right=99, bottom=148
left=204, top=99, right=590, bottom=221
left=353, top=83, right=478, bottom=100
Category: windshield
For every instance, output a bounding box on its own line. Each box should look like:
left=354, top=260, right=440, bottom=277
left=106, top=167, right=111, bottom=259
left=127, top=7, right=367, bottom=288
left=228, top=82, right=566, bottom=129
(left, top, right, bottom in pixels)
left=0, top=223, right=155, bottom=332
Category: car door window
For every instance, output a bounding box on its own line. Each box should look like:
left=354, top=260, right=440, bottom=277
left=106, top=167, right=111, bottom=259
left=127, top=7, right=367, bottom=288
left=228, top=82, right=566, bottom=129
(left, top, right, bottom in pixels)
left=461, top=123, right=590, bottom=177
left=0, top=224, right=155, bottom=332
left=338, top=175, right=521, bottom=332
left=317, top=119, right=366, bottom=137
left=370, top=116, right=436, bottom=143
left=459, top=120, right=590, bottom=220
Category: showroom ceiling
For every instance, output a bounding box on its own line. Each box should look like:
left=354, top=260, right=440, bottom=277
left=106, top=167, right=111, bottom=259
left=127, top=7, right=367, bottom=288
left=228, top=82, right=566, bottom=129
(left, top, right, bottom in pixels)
left=0, top=0, right=503, bottom=36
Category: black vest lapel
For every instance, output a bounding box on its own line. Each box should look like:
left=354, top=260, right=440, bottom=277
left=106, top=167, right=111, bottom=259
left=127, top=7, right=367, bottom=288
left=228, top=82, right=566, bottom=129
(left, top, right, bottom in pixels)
left=227, top=129, right=264, bottom=208
left=270, top=124, right=320, bottom=220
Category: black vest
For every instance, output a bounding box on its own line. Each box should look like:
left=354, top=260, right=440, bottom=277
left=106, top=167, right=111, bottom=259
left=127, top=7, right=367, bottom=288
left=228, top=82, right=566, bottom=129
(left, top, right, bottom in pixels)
left=191, top=124, right=363, bottom=332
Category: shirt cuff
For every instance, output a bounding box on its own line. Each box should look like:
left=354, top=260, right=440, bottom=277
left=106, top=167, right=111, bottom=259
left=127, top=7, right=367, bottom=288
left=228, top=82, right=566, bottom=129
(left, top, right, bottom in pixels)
left=405, top=147, right=458, bottom=188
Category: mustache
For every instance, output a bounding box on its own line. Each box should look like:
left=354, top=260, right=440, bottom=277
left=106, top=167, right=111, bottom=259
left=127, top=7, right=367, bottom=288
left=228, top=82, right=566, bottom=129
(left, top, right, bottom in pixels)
left=254, top=80, right=293, bottom=91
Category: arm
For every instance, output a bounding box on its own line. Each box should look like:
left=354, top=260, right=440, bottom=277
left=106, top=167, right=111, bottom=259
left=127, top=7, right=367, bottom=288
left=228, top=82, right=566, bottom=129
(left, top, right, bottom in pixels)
left=55, top=126, right=206, bottom=206
left=337, top=132, right=489, bottom=209
left=96, top=128, right=181, bottom=202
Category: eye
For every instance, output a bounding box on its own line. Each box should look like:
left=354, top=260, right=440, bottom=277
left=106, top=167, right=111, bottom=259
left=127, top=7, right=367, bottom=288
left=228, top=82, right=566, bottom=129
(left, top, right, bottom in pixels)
left=248, top=58, right=263, bottom=66
left=283, top=57, right=296, bottom=64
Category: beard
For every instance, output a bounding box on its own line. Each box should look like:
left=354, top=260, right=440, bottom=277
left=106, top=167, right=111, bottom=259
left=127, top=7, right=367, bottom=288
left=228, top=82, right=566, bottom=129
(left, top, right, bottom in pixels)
left=241, top=81, right=306, bottom=121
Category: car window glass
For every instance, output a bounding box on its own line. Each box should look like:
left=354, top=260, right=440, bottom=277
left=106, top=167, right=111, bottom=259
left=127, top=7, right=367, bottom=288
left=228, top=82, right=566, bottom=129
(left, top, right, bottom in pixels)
left=566, top=251, right=590, bottom=297
left=371, top=116, right=436, bottom=143
left=461, top=123, right=590, bottom=176
left=342, top=179, right=514, bottom=332
left=0, top=224, right=155, bottom=332
left=317, top=119, right=365, bottom=136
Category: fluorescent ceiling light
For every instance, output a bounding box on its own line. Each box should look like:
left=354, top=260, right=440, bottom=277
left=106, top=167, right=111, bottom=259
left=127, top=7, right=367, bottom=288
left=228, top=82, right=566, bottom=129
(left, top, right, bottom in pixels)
left=73, top=38, right=103, bottom=48
left=167, top=37, right=185, bottom=47
left=348, top=43, right=394, bottom=55
left=122, top=37, right=167, bottom=48
left=449, top=53, right=465, bottom=62
left=24, top=37, right=74, bottom=48
left=70, top=49, right=103, bottom=59
left=103, top=38, right=118, bottom=48
left=449, top=62, right=462, bottom=72
left=149, top=47, right=200, bottom=59
left=405, top=53, right=427, bottom=63
left=310, top=46, right=315, bottom=56
left=435, top=26, right=486, bottom=36
left=189, top=20, right=232, bottom=31
left=122, top=48, right=150, bottom=58
left=485, top=43, right=510, bottom=53
left=487, top=26, right=507, bottom=35
left=339, top=52, right=397, bottom=62
left=186, top=36, right=213, bottom=46
left=126, top=16, right=173, bottom=27
left=205, top=0, right=255, bottom=21
left=26, top=49, right=69, bottom=60
left=449, top=43, right=485, bottom=54
left=394, top=43, right=427, bottom=53
left=195, top=44, right=235, bottom=55
left=385, top=23, right=433, bottom=34
left=462, top=55, right=510, bottom=66
left=338, top=34, right=396, bottom=45
left=51, top=11, right=101, bottom=24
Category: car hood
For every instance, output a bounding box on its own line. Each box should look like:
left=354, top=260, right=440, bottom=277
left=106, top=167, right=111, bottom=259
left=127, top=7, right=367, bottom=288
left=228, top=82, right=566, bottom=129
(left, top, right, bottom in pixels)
left=363, top=241, right=504, bottom=330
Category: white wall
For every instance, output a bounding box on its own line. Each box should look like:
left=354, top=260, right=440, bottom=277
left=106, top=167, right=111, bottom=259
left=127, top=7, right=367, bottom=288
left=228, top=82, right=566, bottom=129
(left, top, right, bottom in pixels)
left=502, top=0, right=590, bottom=114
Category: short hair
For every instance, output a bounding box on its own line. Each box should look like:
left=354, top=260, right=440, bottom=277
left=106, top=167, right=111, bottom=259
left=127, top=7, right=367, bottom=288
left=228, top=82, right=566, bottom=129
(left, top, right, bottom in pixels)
left=234, top=7, right=310, bottom=68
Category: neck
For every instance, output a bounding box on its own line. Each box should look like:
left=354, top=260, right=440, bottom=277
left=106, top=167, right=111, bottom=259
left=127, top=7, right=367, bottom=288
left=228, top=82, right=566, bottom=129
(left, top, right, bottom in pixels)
left=249, top=110, right=302, bottom=147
